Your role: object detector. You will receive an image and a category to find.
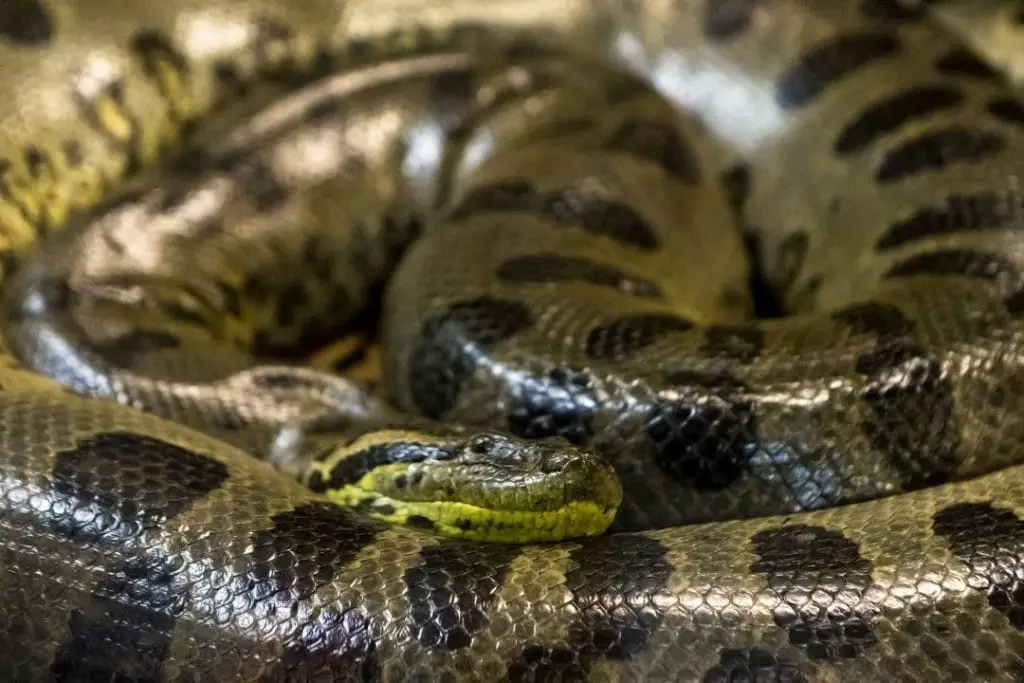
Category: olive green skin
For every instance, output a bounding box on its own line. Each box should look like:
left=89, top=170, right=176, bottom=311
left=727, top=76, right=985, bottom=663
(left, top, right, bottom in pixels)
left=0, top=1, right=1024, bottom=682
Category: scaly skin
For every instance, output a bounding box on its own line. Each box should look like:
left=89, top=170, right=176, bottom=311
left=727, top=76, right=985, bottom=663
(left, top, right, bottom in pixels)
left=0, top=1, right=1024, bottom=682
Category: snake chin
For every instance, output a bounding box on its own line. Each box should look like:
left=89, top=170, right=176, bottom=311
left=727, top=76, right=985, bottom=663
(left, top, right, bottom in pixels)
left=326, top=490, right=620, bottom=544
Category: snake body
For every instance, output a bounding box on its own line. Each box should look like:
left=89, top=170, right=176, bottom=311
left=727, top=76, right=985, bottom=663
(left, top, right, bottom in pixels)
left=2, top=1, right=1024, bottom=681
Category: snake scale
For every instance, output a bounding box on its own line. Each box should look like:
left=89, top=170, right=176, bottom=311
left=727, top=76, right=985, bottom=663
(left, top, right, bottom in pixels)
left=1, top=0, right=1024, bottom=680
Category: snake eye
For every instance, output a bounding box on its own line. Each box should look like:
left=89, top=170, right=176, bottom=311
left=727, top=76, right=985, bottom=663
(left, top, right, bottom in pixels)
left=468, top=435, right=494, bottom=455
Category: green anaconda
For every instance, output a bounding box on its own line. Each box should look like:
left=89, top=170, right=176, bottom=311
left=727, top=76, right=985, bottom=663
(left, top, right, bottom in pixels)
left=1, top=0, right=1024, bottom=681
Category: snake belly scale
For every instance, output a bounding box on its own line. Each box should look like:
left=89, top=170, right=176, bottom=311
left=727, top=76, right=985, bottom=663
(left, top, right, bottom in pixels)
left=0, top=0, right=1023, bottom=681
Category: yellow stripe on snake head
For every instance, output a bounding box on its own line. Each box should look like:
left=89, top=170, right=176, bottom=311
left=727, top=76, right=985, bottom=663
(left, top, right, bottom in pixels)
left=306, top=429, right=622, bottom=543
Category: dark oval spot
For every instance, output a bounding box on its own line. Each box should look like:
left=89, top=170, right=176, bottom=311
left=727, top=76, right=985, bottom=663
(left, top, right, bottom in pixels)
left=876, top=126, right=1006, bottom=183
left=834, top=85, right=964, bottom=155
left=935, top=48, right=1000, bottom=81
left=776, top=31, right=900, bottom=109
left=989, top=98, right=1024, bottom=128
left=0, top=0, right=54, bottom=45
left=601, top=118, right=701, bottom=183
left=585, top=313, right=694, bottom=361
left=876, top=192, right=1024, bottom=251
left=407, top=297, right=533, bottom=419
left=506, top=366, right=599, bottom=446
left=407, top=515, right=434, bottom=530
left=496, top=253, right=663, bottom=299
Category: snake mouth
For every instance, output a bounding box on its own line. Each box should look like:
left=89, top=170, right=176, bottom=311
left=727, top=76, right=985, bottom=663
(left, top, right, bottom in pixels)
left=323, top=487, right=618, bottom=543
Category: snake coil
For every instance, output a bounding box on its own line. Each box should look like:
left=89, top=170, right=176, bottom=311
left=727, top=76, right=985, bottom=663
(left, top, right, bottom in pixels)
left=0, top=1, right=1023, bottom=681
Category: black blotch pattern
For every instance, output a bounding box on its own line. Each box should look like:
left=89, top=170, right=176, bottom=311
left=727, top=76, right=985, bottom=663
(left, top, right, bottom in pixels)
left=720, top=164, right=751, bottom=213
left=131, top=30, right=189, bottom=121
left=585, top=313, right=694, bottom=361
left=883, top=248, right=1020, bottom=283
left=876, top=192, right=1024, bottom=251
left=49, top=554, right=182, bottom=682
left=447, top=65, right=559, bottom=142
left=507, top=645, right=589, bottom=682
left=326, top=337, right=374, bottom=374
left=831, top=301, right=915, bottom=338
left=834, top=86, right=964, bottom=155
left=403, top=542, right=520, bottom=650
left=563, top=535, right=671, bottom=659
left=700, top=647, right=809, bottom=683
left=262, top=608, right=379, bottom=683
left=242, top=504, right=382, bottom=676
left=775, top=31, right=900, bottom=109
left=601, top=118, right=701, bottom=183
left=1003, top=288, right=1024, bottom=317
left=46, top=433, right=229, bottom=679
left=876, top=126, right=1006, bottom=183
left=742, top=231, right=788, bottom=319
left=506, top=538, right=673, bottom=679
left=855, top=339, right=959, bottom=489
left=24, top=145, right=46, bottom=175
left=446, top=180, right=661, bottom=250
left=833, top=302, right=960, bottom=486
left=344, top=494, right=380, bottom=516
left=406, top=515, right=435, bottom=530
left=496, top=253, right=663, bottom=299
left=646, top=380, right=757, bottom=489
left=935, top=48, right=1001, bottom=81
left=48, top=431, right=229, bottom=545
left=245, top=503, right=383, bottom=603
left=245, top=230, right=372, bottom=356
left=408, top=297, right=533, bottom=419
left=859, top=0, right=928, bottom=20
left=0, top=0, right=54, bottom=45
left=989, top=98, right=1024, bottom=128
left=833, top=302, right=959, bottom=488
left=700, top=325, right=765, bottom=362
left=750, top=525, right=878, bottom=660
left=507, top=366, right=600, bottom=445
left=74, top=79, right=145, bottom=176
left=703, top=0, right=767, bottom=40
left=427, top=68, right=478, bottom=132
left=933, top=502, right=1024, bottom=629
left=313, top=442, right=455, bottom=491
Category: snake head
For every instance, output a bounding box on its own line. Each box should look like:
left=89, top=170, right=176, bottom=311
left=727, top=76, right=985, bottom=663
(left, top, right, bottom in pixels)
left=306, top=428, right=623, bottom=543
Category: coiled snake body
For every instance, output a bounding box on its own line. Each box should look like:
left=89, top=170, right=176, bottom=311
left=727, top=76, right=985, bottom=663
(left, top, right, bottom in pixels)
left=1, top=0, right=1024, bottom=681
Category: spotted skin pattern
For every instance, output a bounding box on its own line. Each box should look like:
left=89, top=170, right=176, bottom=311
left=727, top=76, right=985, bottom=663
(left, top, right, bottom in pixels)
left=0, top=1, right=1021, bottom=682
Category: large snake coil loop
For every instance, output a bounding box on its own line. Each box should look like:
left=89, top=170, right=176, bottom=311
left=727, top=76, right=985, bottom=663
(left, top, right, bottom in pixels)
left=0, top=1, right=1024, bottom=681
